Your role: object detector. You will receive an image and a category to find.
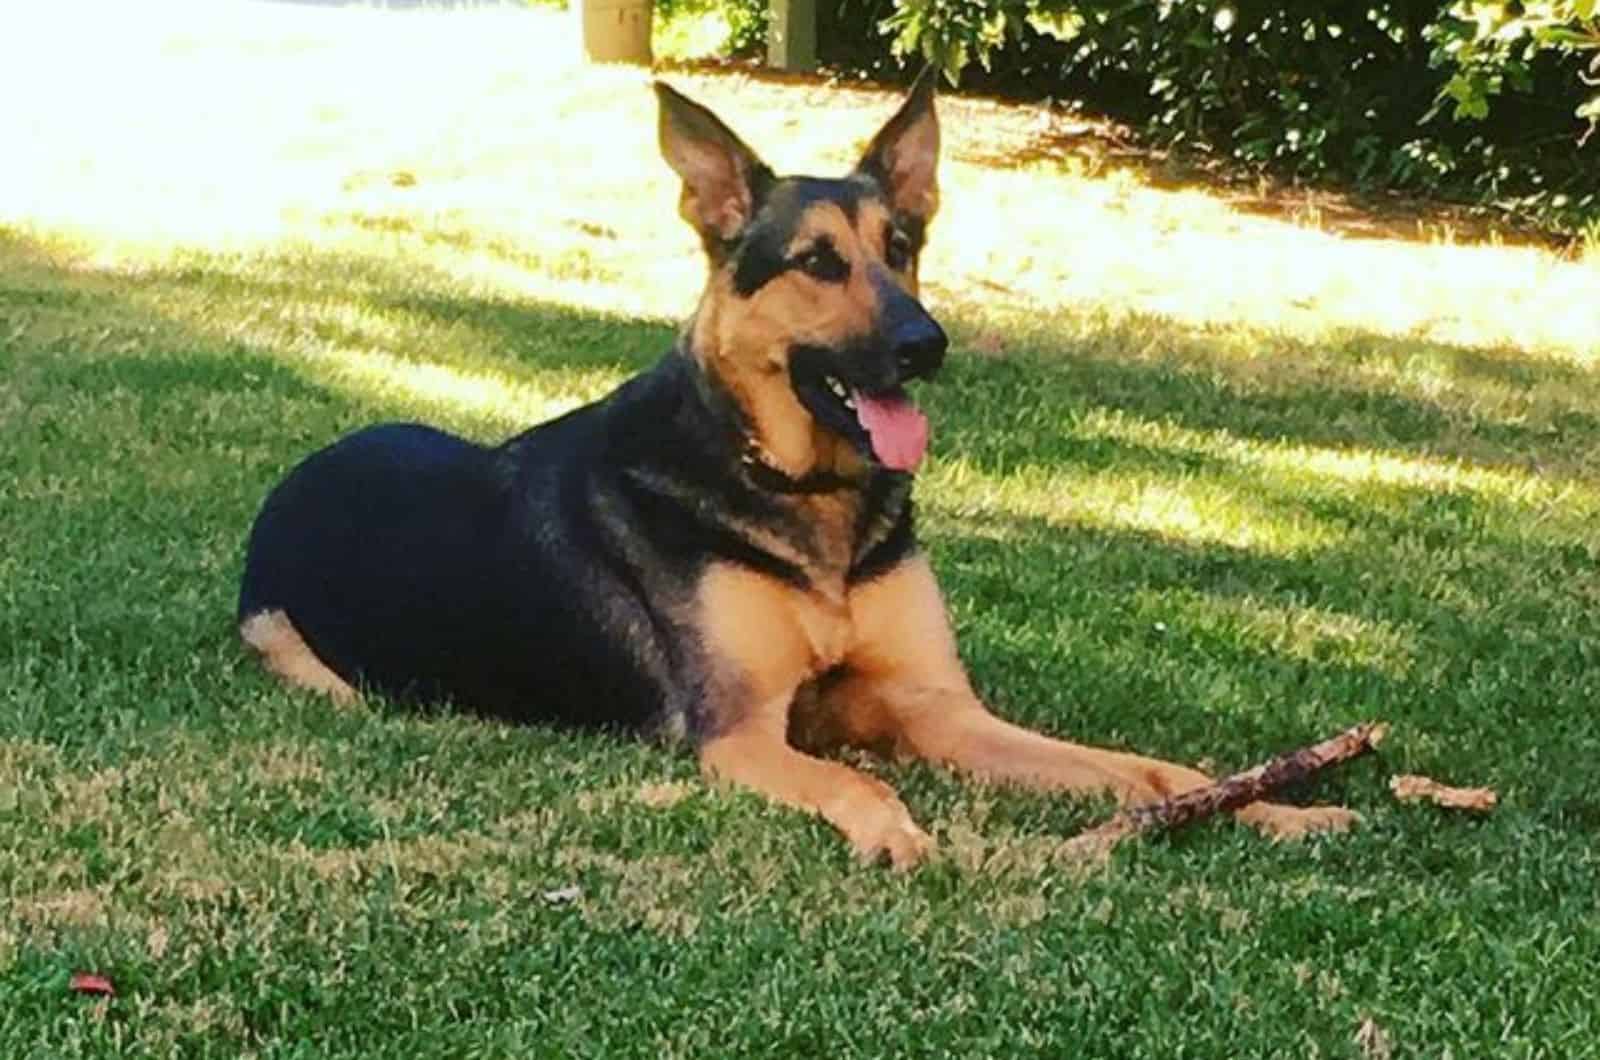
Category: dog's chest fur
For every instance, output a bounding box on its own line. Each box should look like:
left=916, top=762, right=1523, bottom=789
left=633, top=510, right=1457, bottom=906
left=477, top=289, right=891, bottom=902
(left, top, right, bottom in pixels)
left=695, top=479, right=912, bottom=715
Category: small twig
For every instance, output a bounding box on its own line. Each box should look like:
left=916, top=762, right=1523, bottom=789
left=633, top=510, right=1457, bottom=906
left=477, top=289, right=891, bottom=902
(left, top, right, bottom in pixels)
left=1390, top=774, right=1497, bottom=812
left=1065, top=721, right=1388, bottom=857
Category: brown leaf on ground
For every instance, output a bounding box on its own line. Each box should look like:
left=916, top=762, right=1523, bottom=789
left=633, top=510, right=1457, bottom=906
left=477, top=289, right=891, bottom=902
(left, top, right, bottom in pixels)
left=69, top=972, right=115, bottom=996
left=1389, top=774, right=1497, bottom=812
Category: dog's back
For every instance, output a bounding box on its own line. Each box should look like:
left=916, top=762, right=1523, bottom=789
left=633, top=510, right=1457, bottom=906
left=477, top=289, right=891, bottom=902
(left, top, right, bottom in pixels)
left=238, top=358, right=721, bottom=733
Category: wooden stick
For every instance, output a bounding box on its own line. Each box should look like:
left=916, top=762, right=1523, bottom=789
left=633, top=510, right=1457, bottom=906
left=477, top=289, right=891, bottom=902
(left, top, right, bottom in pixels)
left=1065, top=721, right=1388, bottom=857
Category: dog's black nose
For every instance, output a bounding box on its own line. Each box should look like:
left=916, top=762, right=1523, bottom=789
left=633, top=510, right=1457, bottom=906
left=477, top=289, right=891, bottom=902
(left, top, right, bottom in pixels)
left=878, top=280, right=947, bottom=381
left=890, top=310, right=946, bottom=380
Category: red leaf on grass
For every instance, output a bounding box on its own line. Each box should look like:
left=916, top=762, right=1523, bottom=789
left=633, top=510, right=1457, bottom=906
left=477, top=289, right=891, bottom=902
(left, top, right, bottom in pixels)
left=69, top=972, right=115, bottom=996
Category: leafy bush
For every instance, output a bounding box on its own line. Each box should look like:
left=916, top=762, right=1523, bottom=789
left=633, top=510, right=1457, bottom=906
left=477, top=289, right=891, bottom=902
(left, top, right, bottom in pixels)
left=1430, top=1, right=1600, bottom=128
left=655, top=0, right=769, bottom=56
left=855, top=0, right=1599, bottom=227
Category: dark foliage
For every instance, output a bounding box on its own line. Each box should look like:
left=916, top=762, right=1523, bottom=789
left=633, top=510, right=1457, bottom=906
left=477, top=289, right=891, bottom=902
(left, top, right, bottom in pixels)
left=809, top=0, right=1600, bottom=229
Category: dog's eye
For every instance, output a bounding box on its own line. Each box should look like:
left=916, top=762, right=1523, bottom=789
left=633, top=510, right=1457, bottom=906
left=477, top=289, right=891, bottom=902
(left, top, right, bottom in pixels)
left=794, top=242, right=849, bottom=283
left=884, top=229, right=914, bottom=272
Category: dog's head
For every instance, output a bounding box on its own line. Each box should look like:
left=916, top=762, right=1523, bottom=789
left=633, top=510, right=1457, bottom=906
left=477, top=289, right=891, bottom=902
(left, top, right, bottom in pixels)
left=656, top=72, right=945, bottom=480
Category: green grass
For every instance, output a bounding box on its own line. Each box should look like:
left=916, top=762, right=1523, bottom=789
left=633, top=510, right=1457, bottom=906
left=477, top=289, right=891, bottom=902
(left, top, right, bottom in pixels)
left=4, top=5, right=1600, bottom=1058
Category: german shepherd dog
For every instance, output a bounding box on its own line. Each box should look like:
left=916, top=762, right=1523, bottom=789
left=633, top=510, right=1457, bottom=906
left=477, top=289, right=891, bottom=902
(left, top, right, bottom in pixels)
left=238, top=72, right=1356, bottom=867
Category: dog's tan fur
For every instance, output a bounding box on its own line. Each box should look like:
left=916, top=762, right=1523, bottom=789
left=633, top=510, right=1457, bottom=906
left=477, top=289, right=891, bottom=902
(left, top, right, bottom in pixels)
left=240, top=609, right=358, bottom=706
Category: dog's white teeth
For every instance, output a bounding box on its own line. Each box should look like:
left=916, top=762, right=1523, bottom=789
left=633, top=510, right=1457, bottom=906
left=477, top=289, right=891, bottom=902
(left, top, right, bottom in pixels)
left=823, top=375, right=856, bottom=408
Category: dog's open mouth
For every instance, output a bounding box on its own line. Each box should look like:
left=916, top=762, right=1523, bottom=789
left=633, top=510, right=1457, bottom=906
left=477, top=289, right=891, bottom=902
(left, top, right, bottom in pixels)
left=794, top=360, right=930, bottom=472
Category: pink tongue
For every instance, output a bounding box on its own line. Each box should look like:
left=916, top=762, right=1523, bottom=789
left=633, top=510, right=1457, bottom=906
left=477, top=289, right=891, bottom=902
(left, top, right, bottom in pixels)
left=854, top=390, right=929, bottom=471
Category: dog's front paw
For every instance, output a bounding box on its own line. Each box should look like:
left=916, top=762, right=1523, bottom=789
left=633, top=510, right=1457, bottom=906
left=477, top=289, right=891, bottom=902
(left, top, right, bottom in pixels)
left=853, top=813, right=935, bottom=870
left=1239, top=802, right=1362, bottom=840
left=838, top=789, right=935, bottom=870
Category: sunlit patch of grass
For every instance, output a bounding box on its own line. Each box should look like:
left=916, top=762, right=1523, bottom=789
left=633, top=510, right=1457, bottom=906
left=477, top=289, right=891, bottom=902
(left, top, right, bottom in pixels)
left=5, top=3, right=1597, bottom=362
left=1579, top=217, right=1600, bottom=265
left=926, top=456, right=1352, bottom=556
left=302, top=346, right=615, bottom=433
left=1155, top=592, right=1419, bottom=678
left=1072, top=406, right=1599, bottom=524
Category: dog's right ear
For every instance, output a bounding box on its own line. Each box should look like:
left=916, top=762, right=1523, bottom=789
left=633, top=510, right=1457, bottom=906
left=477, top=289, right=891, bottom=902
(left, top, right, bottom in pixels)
left=655, top=82, right=774, bottom=251
left=856, top=65, right=940, bottom=225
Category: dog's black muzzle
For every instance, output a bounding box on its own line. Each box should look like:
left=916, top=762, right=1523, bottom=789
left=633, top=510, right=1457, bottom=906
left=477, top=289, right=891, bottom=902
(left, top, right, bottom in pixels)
left=874, top=268, right=946, bottom=386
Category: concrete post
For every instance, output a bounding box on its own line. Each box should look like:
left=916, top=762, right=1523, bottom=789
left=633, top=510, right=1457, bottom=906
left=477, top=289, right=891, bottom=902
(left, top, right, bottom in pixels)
left=767, top=0, right=817, bottom=72
left=573, top=0, right=653, bottom=65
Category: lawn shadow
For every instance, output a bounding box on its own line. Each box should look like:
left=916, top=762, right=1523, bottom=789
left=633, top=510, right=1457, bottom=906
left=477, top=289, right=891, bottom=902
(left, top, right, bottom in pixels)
left=921, top=501, right=1595, bottom=781
left=5, top=228, right=1597, bottom=806
left=935, top=311, right=1600, bottom=482
left=128, top=238, right=1600, bottom=482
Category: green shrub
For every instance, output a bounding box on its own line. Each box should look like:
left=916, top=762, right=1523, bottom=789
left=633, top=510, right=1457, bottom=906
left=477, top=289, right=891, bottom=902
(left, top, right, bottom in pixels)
left=655, top=0, right=769, bottom=56
left=860, top=0, right=1599, bottom=227
left=1431, top=2, right=1600, bottom=125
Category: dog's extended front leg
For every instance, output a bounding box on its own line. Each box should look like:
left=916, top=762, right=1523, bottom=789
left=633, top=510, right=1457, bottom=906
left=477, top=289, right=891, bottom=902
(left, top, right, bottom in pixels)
left=892, top=702, right=1358, bottom=837
left=699, top=707, right=933, bottom=869
left=842, top=557, right=1360, bottom=839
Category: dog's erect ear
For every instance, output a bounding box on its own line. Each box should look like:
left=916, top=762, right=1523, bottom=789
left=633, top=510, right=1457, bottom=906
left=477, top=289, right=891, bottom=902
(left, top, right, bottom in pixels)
left=655, top=82, right=774, bottom=248
left=856, top=66, right=940, bottom=222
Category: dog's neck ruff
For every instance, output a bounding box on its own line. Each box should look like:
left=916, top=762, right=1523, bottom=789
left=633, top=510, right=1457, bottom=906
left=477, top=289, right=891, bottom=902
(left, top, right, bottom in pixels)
left=739, top=440, right=862, bottom=495
left=675, top=337, right=865, bottom=495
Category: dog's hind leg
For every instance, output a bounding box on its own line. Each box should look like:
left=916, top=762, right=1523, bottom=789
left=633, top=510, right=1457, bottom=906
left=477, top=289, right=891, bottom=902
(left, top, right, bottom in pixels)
left=239, top=609, right=358, bottom=706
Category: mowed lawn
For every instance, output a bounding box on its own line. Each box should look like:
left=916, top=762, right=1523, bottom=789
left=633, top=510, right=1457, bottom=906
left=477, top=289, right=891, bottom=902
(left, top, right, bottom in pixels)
left=4, top=3, right=1600, bottom=1057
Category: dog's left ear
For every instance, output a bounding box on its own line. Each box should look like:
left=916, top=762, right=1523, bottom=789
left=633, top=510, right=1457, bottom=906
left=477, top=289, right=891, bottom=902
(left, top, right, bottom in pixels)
left=856, top=66, right=940, bottom=223
left=655, top=82, right=774, bottom=249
